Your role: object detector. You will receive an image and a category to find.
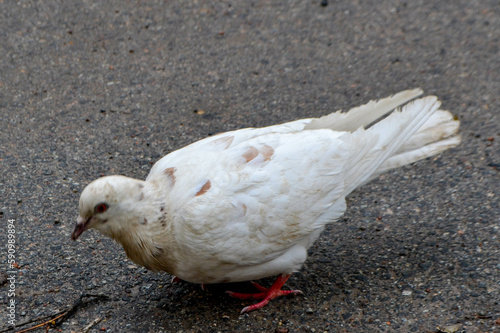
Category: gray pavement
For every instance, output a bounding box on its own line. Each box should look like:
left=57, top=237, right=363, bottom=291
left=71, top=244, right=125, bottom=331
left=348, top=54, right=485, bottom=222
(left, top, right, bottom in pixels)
left=0, top=1, right=499, bottom=332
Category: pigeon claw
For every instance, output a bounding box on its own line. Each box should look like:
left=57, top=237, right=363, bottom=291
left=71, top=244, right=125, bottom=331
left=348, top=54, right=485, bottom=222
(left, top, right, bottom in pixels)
left=226, top=274, right=303, bottom=313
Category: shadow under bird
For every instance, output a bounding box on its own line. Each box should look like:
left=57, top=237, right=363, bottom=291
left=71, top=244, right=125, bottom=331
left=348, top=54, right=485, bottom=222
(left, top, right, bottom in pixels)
left=72, top=89, right=460, bottom=313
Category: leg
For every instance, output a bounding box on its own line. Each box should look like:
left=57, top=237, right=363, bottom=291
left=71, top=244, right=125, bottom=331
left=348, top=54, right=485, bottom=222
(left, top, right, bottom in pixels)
left=226, top=274, right=303, bottom=313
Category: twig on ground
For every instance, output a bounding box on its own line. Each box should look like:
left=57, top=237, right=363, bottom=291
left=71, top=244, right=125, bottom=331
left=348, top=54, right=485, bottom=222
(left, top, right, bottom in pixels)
left=83, top=317, right=103, bottom=333
left=0, top=294, right=109, bottom=333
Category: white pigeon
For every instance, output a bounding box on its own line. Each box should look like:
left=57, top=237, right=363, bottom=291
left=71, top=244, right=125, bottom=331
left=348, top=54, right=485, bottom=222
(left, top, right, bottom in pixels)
left=72, top=89, right=461, bottom=313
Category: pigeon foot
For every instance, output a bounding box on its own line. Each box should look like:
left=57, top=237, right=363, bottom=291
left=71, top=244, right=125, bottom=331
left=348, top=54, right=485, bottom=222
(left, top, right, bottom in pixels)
left=226, top=274, right=303, bottom=313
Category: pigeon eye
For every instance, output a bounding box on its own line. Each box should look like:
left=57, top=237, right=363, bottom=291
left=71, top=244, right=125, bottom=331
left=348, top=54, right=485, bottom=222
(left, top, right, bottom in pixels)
left=94, top=203, right=109, bottom=214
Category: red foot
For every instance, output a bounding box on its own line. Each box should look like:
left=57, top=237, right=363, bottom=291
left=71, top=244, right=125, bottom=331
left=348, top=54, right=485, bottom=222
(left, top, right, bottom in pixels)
left=226, top=274, right=303, bottom=313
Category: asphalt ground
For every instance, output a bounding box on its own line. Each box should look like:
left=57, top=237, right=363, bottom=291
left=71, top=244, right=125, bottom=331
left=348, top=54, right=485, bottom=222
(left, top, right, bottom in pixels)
left=0, top=1, right=499, bottom=332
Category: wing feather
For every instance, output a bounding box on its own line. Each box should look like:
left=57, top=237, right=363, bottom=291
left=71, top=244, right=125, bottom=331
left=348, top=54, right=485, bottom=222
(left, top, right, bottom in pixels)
left=169, top=130, right=350, bottom=268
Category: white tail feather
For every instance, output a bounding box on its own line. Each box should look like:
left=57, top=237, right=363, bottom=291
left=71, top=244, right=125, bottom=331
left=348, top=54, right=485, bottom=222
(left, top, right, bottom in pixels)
left=305, top=88, right=423, bottom=131
left=340, top=96, right=450, bottom=195
left=394, top=110, right=460, bottom=153
left=371, top=135, right=461, bottom=180
left=307, top=89, right=460, bottom=192
left=368, top=110, right=461, bottom=181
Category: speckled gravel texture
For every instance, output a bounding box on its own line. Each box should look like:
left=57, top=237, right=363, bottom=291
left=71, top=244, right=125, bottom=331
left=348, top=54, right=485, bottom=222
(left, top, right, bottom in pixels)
left=0, top=1, right=499, bottom=332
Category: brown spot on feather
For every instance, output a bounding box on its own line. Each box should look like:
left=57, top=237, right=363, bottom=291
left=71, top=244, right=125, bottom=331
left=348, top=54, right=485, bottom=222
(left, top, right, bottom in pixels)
left=195, top=180, right=211, bottom=196
left=243, top=146, right=258, bottom=162
left=163, top=167, right=176, bottom=185
left=260, top=144, right=274, bottom=161
left=159, top=214, right=167, bottom=227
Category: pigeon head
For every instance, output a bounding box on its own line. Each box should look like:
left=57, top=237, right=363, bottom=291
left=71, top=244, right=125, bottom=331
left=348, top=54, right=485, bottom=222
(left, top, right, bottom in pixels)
left=72, top=175, right=145, bottom=241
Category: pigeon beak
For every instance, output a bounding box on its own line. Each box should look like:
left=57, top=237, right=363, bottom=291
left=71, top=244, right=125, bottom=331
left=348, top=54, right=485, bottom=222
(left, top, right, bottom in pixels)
left=71, top=215, right=90, bottom=241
